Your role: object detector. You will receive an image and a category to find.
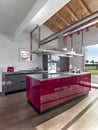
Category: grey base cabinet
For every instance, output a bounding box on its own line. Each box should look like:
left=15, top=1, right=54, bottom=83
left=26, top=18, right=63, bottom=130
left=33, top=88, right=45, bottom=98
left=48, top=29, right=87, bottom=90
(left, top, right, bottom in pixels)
left=2, top=74, right=26, bottom=95
left=2, top=71, right=47, bottom=96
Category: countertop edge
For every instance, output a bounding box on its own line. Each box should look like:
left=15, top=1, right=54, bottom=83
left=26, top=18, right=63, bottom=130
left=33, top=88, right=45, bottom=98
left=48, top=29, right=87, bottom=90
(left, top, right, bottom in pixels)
left=27, top=72, right=91, bottom=81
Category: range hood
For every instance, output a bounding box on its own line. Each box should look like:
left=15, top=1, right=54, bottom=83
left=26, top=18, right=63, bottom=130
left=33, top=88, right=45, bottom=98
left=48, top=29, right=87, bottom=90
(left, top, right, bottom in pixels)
left=30, top=23, right=84, bottom=57
left=31, top=48, right=83, bottom=57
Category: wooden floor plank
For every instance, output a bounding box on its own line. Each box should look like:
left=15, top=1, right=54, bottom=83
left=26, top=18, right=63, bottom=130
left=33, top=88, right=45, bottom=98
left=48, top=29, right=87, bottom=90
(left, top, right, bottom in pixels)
left=0, top=89, right=98, bottom=130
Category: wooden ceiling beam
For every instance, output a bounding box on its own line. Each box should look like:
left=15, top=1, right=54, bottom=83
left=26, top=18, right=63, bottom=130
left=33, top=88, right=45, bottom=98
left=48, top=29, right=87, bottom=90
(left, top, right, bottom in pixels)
left=45, top=23, right=58, bottom=32
left=85, top=27, right=89, bottom=32
left=56, top=13, right=70, bottom=26
left=65, top=5, right=80, bottom=21
left=79, top=0, right=92, bottom=15
left=76, top=31, right=80, bottom=35
left=47, top=18, right=62, bottom=31
left=49, top=16, right=68, bottom=30
left=96, top=23, right=98, bottom=28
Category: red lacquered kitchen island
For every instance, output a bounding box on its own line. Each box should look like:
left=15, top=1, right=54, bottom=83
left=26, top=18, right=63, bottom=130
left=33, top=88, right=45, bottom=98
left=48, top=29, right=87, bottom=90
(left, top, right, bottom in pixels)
left=26, top=72, right=91, bottom=114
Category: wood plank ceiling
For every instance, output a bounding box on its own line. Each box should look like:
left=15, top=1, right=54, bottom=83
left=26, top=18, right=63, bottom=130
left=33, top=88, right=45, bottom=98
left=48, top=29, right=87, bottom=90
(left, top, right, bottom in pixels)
left=44, top=0, right=98, bottom=32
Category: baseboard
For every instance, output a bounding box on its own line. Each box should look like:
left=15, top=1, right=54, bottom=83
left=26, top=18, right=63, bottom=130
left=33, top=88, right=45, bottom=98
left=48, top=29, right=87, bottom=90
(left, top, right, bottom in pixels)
left=5, top=89, right=26, bottom=95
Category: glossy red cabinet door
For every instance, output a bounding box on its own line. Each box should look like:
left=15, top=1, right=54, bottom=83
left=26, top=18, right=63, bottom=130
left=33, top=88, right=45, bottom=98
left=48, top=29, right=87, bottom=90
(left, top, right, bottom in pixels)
left=69, top=76, right=79, bottom=96
left=40, top=79, right=60, bottom=111
left=80, top=74, right=91, bottom=92
left=30, top=78, right=40, bottom=110
left=69, top=74, right=91, bottom=98
left=59, top=77, right=70, bottom=103
left=50, top=79, right=60, bottom=106
left=40, top=80, right=52, bottom=111
left=26, top=76, right=40, bottom=111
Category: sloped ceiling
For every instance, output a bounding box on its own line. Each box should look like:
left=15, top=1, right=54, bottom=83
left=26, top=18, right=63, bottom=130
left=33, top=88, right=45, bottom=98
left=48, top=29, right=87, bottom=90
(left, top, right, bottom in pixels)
left=44, top=0, right=98, bottom=32
left=0, top=0, right=97, bottom=36
left=0, top=0, right=70, bottom=35
left=0, top=0, right=36, bottom=35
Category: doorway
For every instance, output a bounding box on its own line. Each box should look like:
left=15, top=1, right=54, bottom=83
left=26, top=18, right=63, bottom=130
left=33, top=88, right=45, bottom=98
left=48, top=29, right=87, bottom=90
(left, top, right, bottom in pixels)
left=85, top=44, right=98, bottom=87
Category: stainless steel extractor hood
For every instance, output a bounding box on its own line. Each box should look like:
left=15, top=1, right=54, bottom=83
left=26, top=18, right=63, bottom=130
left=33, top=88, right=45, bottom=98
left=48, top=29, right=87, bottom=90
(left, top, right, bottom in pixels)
left=31, top=48, right=83, bottom=57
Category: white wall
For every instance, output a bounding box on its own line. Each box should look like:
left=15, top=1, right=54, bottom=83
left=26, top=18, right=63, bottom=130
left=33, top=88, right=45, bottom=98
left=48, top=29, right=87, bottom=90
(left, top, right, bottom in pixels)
left=0, top=25, right=55, bottom=92
left=0, top=25, right=55, bottom=72
left=0, top=33, right=42, bottom=92
left=0, top=26, right=57, bottom=71
left=0, top=33, right=42, bottom=72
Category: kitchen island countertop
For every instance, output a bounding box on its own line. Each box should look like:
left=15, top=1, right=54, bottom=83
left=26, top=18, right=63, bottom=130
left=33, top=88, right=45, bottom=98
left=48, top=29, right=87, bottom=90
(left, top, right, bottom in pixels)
left=27, top=72, right=91, bottom=81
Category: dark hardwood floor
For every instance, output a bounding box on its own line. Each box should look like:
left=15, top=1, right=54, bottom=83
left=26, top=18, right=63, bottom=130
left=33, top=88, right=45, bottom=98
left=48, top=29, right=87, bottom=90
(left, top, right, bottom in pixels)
left=0, top=92, right=37, bottom=130
left=0, top=91, right=88, bottom=130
